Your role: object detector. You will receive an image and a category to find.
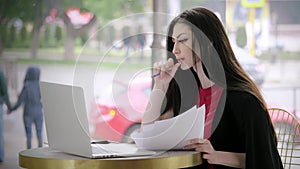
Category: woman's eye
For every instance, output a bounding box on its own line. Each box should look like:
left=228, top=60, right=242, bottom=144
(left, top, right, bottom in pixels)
left=178, top=39, right=188, bottom=43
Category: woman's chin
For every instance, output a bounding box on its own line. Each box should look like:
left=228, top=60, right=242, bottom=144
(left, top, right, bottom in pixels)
left=180, top=64, right=191, bottom=70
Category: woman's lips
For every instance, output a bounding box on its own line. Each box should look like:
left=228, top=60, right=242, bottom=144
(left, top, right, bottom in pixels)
left=177, top=58, right=184, bottom=63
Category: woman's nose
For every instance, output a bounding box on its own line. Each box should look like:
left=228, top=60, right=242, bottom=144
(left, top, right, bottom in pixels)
left=172, top=43, right=180, bottom=55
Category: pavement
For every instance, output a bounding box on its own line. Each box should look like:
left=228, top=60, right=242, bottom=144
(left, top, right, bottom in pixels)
left=0, top=51, right=300, bottom=169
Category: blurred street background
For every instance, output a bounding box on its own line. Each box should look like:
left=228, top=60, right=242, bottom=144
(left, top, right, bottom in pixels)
left=1, top=0, right=300, bottom=168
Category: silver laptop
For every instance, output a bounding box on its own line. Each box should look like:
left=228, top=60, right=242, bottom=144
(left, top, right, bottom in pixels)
left=40, top=81, right=155, bottom=158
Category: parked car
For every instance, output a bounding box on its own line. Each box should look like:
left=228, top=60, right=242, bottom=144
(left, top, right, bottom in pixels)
left=88, top=77, right=152, bottom=142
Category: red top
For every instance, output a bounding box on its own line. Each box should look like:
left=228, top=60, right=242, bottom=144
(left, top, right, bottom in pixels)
left=198, top=83, right=223, bottom=140
left=198, top=84, right=223, bottom=169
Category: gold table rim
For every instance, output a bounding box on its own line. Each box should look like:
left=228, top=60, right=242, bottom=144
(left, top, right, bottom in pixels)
left=19, top=147, right=202, bottom=169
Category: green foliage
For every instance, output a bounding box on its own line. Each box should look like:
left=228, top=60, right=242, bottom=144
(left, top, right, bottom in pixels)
left=5, top=26, right=17, bottom=48
left=60, top=0, right=83, bottom=10
left=44, top=25, right=50, bottom=46
left=108, top=26, right=116, bottom=44
left=181, top=0, right=207, bottom=10
left=236, top=25, right=247, bottom=48
left=55, top=25, right=63, bottom=42
left=80, top=32, right=88, bottom=46
left=40, top=24, right=62, bottom=48
left=83, top=0, right=143, bottom=24
left=0, top=23, right=30, bottom=48
left=16, top=25, right=30, bottom=48
left=75, top=36, right=82, bottom=46
left=0, top=0, right=145, bottom=51
left=259, top=50, right=300, bottom=60
left=0, top=0, right=51, bottom=50
left=122, top=26, right=130, bottom=37
left=10, top=26, right=16, bottom=44
left=0, top=0, right=37, bottom=23
left=20, top=25, right=27, bottom=41
left=98, top=25, right=116, bottom=45
left=0, top=25, right=8, bottom=47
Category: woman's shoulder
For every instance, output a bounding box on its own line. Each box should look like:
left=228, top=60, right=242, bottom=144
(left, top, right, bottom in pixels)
left=226, top=90, right=256, bottom=101
left=225, top=90, right=263, bottom=110
left=225, top=89, right=265, bottom=113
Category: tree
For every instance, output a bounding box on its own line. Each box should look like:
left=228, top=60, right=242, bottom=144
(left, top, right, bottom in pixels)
left=61, top=7, right=96, bottom=59
left=0, top=0, right=32, bottom=56
left=0, top=0, right=49, bottom=58
left=30, top=0, right=51, bottom=58
left=59, top=0, right=143, bottom=59
left=0, top=0, right=144, bottom=58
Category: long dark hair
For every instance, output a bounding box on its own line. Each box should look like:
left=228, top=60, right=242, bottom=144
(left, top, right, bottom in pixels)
left=162, top=7, right=267, bottom=115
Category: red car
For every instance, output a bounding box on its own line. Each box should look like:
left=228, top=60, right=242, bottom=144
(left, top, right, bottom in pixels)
left=88, top=77, right=152, bottom=142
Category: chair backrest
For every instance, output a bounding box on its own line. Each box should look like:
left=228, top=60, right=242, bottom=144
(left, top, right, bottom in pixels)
left=268, top=108, right=300, bottom=169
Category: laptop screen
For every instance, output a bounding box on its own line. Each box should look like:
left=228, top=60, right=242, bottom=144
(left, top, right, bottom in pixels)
left=40, top=81, right=93, bottom=157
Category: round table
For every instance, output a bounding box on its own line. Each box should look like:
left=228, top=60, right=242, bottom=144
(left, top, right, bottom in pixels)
left=19, top=147, right=202, bottom=169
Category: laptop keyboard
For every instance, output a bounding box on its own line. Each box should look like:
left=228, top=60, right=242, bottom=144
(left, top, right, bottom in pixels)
left=91, top=144, right=120, bottom=158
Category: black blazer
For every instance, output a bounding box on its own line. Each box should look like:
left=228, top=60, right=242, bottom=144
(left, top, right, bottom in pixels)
left=187, top=90, right=283, bottom=169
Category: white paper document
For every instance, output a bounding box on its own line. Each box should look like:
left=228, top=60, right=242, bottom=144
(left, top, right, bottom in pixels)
left=131, top=105, right=205, bottom=150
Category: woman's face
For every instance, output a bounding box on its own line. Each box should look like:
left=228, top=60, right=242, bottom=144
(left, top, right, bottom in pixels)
left=172, top=23, right=200, bottom=70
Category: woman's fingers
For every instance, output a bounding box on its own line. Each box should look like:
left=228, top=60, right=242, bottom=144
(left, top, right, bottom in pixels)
left=184, top=143, right=210, bottom=152
left=153, top=58, right=180, bottom=78
left=153, top=62, right=160, bottom=74
left=190, top=138, right=209, bottom=144
left=195, top=144, right=212, bottom=153
left=184, top=139, right=214, bottom=153
left=202, top=154, right=214, bottom=163
left=166, top=58, right=174, bottom=68
left=183, top=143, right=198, bottom=150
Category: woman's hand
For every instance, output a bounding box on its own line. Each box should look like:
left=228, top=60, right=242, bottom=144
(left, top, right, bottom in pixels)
left=153, top=58, right=180, bottom=92
left=184, top=138, right=245, bottom=168
left=184, top=138, right=217, bottom=164
left=142, top=58, right=180, bottom=125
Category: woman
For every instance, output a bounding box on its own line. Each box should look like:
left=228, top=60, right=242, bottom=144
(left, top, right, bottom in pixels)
left=9, top=66, right=43, bottom=149
left=142, top=7, right=283, bottom=169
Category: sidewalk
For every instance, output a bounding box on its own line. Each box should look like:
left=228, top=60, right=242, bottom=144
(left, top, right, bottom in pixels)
left=2, top=108, right=39, bottom=169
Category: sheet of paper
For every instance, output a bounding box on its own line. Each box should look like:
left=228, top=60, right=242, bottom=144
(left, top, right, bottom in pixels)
left=131, top=105, right=205, bottom=150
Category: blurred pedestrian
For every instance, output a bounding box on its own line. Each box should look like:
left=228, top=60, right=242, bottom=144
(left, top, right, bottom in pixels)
left=137, top=34, right=146, bottom=60
left=0, top=68, right=12, bottom=162
left=123, top=36, right=132, bottom=58
left=8, top=66, right=43, bottom=149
